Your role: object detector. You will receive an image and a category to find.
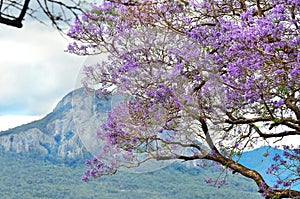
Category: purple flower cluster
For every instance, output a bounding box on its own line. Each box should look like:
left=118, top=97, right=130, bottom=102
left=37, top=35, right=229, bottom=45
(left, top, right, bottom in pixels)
left=189, top=8, right=299, bottom=108
left=204, top=176, right=229, bottom=189
left=81, top=156, right=118, bottom=182
left=266, top=145, right=300, bottom=189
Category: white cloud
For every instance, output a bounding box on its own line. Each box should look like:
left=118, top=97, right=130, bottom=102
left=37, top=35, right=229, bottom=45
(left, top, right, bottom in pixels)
left=0, top=21, right=86, bottom=116
left=0, top=115, right=43, bottom=132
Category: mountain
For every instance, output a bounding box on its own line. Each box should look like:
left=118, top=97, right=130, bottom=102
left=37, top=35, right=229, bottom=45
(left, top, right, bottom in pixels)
left=0, top=88, right=298, bottom=198
left=0, top=88, right=261, bottom=198
left=0, top=88, right=111, bottom=163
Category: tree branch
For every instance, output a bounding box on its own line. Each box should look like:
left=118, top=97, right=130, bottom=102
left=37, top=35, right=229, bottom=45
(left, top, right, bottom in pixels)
left=250, top=124, right=300, bottom=138
left=0, top=0, right=30, bottom=28
left=286, top=97, right=300, bottom=120
left=225, top=116, right=273, bottom=124
left=18, top=0, right=30, bottom=21
left=0, top=15, right=22, bottom=27
left=199, top=117, right=220, bottom=154
left=256, top=0, right=262, bottom=17
left=0, top=0, right=85, bottom=31
left=205, top=152, right=300, bottom=198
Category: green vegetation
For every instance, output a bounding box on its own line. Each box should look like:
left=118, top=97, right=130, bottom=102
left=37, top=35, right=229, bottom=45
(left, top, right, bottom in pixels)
left=0, top=151, right=261, bottom=199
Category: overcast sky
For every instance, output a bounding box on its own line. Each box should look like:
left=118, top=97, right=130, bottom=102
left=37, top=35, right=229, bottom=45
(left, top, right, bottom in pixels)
left=0, top=21, right=86, bottom=131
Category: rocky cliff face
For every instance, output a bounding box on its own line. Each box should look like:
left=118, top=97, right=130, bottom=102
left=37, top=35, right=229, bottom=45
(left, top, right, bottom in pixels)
left=0, top=88, right=112, bottom=162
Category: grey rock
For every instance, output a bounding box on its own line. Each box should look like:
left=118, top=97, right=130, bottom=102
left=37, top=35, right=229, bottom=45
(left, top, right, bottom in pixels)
left=0, top=88, right=112, bottom=163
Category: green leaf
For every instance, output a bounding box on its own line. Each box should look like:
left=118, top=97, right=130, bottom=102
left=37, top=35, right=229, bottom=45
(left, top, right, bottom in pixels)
left=272, top=118, right=280, bottom=123
left=162, top=143, right=168, bottom=147
left=91, top=9, right=102, bottom=15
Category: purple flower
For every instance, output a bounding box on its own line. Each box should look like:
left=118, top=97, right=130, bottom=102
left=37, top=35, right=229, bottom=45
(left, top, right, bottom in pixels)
left=275, top=99, right=284, bottom=107
left=279, top=160, right=287, bottom=164
left=93, top=156, right=98, bottom=163
left=283, top=181, right=291, bottom=187
left=81, top=175, right=89, bottom=182
left=84, top=169, right=90, bottom=176
left=272, top=153, right=281, bottom=162
left=290, top=65, right=300, bottom=77
left=204, top=178, right=213, bottom=184
left=85, top=159, right=92, bottom=166
left=97, top=162, right=104, bottom=169
left=283, top=151, right=290, bottom=158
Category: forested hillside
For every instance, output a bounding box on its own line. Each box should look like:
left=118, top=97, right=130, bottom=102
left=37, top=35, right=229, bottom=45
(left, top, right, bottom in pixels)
left=0, top=151, right=260, bottom=199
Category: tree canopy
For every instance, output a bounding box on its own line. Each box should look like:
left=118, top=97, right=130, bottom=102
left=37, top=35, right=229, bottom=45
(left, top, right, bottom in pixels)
left=67, top=0, right=300, bottom=198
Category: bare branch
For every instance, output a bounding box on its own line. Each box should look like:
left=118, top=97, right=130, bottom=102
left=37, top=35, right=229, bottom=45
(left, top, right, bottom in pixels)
left=250, top=124, right=300, bottom=138
left=0, top=0, right=86, bottom=31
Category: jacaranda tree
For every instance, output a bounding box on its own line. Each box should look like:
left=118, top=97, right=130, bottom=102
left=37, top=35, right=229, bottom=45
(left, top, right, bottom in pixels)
left=67, top=0, right=300, bottom=198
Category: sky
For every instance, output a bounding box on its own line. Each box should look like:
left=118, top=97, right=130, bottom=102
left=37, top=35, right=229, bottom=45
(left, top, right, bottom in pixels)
left=0, top=20, right=86, bottom=131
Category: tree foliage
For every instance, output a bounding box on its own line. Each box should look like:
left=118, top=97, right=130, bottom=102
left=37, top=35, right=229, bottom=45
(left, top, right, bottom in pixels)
left=0, top=0, right=90, bottom=30
left=67, top=0, right=300, bottom=198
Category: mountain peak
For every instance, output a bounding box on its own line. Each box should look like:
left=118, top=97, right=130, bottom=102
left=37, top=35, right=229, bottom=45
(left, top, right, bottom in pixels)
left=0, top=88, right=111, bottom=163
